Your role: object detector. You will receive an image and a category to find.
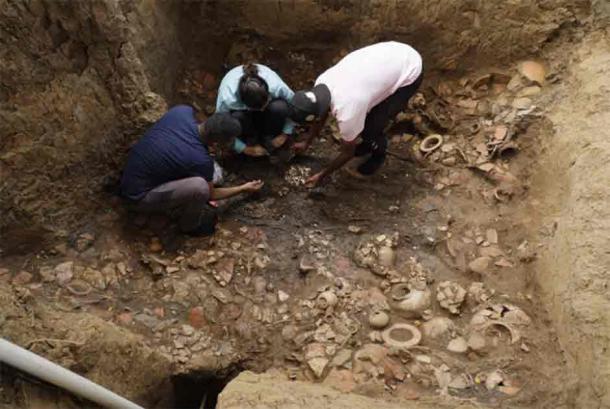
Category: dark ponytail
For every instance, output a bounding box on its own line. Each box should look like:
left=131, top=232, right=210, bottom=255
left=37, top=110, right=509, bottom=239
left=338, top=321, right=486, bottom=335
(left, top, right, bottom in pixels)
left=238, top=63, right=269, bottom=110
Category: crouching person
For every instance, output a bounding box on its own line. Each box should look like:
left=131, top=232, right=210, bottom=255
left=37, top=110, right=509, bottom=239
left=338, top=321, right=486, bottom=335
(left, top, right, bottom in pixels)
left=120, top=105, right=263, bottom=235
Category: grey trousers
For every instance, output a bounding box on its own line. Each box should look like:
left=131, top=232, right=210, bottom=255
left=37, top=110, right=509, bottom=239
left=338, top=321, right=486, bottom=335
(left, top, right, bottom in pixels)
left=134, top=176, right=211, bottom=233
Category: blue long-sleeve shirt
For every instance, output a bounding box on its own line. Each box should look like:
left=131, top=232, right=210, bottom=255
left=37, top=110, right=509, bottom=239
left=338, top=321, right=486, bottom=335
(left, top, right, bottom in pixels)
left=216, top=64, right=295, bottom=153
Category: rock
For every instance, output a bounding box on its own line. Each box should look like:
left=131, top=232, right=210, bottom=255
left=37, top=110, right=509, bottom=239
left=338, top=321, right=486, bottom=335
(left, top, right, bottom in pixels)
left=485, top=370, right=505, bottom=390
left=468, top=256, right=491, bottom=274
left=436, top=281, right=466, bottom=314
left=281, top=325, right=297, bottom=341
left=82, top=268, right=106, bottom=290
left=512, top=97, right=532, bottom=110
left=377, top=246, right=395, bottom=267
left=12, top=271, right=33, bottom=286
left=149, top=237, right=163, bottom=253
left=75, top=232, right=95, bottom=252
left=519, top=61, right=546, bottom=85
left=422, top=317, right=455, bottom=339
left=447, top=336, right=468, bottom=353
left=278, top=290, right=290, bottom=302
left=116, top=312, right=133, bottom=325
left=213, top=257, right=234, bottom=286
left=299, top=255, right=316, bottom=274
left=486, top=228, right=498, bottom=244
left=347, top=225, right=362, bottom=234
left=368, top=311, right=390, bottom=329
left=39, top=266, right=55, bottom=282
left=467, top=333, right=487, bottom=351
left=495, top=258, right=514, bottom=267
left=306, top=347, right=330, bottom=378
left=188, top=306, right=206, bottom=329
left=331, top=349, right=353, bottom=368
left=54, top=261, right=74, bottom=285
left=181, top=324, right=195, bottom=336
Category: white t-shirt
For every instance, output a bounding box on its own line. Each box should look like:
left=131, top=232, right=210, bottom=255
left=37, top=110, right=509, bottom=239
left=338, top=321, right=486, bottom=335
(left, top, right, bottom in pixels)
left=315, top=42, right=422, bottom=142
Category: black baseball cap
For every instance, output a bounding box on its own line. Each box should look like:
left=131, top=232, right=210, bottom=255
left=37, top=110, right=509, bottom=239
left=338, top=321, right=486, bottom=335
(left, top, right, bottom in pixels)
left=204, top=113, right=242, bottom=139
left=290, top=84, right=331, bottom=123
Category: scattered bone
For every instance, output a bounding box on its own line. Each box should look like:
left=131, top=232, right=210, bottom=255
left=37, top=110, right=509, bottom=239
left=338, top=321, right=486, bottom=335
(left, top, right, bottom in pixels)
left=486, top=228, right=498, bottom=244
left=436, top=281, right=466, bottom=314
left=54, top=261, right=74, bottom=285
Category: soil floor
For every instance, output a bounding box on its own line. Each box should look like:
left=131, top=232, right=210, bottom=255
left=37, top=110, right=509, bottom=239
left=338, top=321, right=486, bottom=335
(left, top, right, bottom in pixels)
left=0, top=50, right=580, bottom=408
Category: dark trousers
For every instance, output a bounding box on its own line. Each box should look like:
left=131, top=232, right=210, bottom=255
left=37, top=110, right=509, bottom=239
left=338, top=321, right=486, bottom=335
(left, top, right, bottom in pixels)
left=131, top=177, right=214, bottom=234
left=230, top=98, right=291, bottom=151
left=355, top=71, right=424, bottom=174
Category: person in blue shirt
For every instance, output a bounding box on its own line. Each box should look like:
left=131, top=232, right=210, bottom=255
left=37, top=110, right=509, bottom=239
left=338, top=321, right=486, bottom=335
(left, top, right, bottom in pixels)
left=120, top=105, right=264, bottom=236
left=216, top=63, right=295, bottom=158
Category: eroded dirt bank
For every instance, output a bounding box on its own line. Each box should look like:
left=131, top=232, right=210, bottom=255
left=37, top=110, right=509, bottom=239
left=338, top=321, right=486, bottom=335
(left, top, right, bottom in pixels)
left=0, top=1, right=608, bottom=409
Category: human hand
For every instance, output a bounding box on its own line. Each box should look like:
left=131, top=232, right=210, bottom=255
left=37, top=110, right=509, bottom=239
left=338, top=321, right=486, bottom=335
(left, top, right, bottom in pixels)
left=241, top=180, right=265, bottom=193
left=292, top=141, right=310, bottom=155
left=245, top=145, right=269, bottom=157
left=305, top=172, right=324, bottom=188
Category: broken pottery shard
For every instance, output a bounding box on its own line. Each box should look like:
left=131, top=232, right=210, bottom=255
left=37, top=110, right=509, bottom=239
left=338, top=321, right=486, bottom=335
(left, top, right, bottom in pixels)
left=12, top=271, right=33, bottom=286
left=436, top=281, right=466, bottom=314
left=447, top=336, right=468, bottom=353
left=485, top=370, right=505, bottom=390
left=347, top=225, right=362, bottom=234
left=512, top=97, right=532, bottom=110
left=422, top=317, right=455, bottom=339
left=54, top=261, right=74, bottom=285
left=468, top=256, right=491, bottom=274
left=493, top=126, right=508, bottom=142
left=519, top=61, right=546, bottom=85
left=477, top=163, right=495, bottom=173
left=495, top=258, right=514, bottom=268
left=299, top=255, right=316, bottom=273
left=331, top=349, right=353, bottom=368
left=467, top=333, right=487, bottom=351
left=278, top=290, right=290, bottom=303
left=517, top=85, right=541, bottom=97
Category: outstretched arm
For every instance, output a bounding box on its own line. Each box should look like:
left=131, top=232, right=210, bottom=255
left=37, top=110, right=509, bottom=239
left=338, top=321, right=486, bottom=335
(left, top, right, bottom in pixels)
left=305, top=141, right=356, bottom=187
left=209, top=180, right=264, bottom=200
left=293, top=111, right=329, bottom=154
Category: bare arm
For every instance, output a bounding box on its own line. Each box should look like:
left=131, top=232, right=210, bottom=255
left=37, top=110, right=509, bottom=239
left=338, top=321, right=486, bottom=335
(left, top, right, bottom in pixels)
left=293, top=111, right=329, bottom=154
left=305, top=141, right=356, bottom=187
left=209, top=180, right=264, bottom=200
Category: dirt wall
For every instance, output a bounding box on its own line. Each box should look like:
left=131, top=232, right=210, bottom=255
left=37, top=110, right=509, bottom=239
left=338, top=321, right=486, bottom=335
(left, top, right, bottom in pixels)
left=532, top=32, right=610, bottom=409
left=0, top=0, right=165, bottom=237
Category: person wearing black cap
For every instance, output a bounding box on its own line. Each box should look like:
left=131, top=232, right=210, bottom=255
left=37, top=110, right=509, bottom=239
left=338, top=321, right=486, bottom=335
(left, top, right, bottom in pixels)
left=217, top=63, right=295, bottom=158
left=120, top=105, right=264, bottom=236
left=290, top=41, right=423, bottom=187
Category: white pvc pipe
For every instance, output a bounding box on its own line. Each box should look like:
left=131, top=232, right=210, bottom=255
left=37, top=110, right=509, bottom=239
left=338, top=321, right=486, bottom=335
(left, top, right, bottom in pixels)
left=0, top=338, right=144, bottom=409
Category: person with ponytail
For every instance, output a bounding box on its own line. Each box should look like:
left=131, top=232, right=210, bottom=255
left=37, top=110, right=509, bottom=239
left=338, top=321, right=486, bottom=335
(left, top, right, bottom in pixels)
left=216, top=63, right=295, bottom=158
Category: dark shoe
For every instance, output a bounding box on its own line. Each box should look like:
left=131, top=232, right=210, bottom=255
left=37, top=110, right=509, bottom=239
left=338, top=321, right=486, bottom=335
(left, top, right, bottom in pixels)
left=185, top=206, right=218, bottom=237
left=357, top=153, right=386, bottom=175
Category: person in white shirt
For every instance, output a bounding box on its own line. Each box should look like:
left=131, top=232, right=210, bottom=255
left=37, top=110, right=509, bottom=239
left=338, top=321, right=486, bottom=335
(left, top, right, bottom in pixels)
left=290, top=41, right=423, bottom=187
